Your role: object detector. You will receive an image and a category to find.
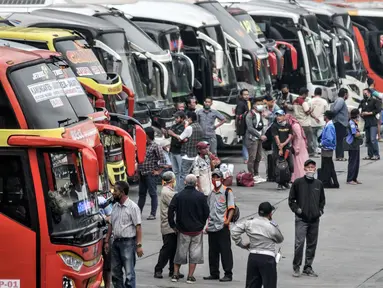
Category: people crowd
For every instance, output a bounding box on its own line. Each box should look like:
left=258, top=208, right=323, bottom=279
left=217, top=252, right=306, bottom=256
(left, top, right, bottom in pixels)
left=100, top=80, right=381, bottom=288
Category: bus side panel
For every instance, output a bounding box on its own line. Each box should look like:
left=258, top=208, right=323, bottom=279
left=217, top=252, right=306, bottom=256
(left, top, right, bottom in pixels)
left=0, top=215, right=36, bottom=288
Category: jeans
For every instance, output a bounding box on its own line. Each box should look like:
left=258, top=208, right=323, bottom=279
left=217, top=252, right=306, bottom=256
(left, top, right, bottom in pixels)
left=347, top=149, right=360, bottom=182
left=138, top=173, right=158, bottom=217
left=170, top=153, right=182, bottom=192
left=312, top=126, right=323, bottom=153
left=112, top=238, right=136, bottom=288
left=365, top=126, right=380, bottom=158
left=205, top=136, right=218, bottom=155
left=302, top=126, right=314, bottom=155
left=154, top=233, right=177, bottom=275
left=334, top=122, right=347, bottom=159
left=179, top=158, right=194, bottom=191
left=293, top=217, right=319, bottom=271
left=242, top=138, right=249, bottom=161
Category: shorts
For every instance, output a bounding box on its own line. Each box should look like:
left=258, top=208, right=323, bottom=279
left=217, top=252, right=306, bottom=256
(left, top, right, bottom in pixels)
left=102, top=238, right=112, bottom=272
left=174, top=232, right=204, bottom=265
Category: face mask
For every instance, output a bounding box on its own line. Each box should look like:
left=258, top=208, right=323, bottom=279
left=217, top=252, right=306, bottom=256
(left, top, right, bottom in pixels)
left=305, top=172, right=315, bottom=179
left=204, top=105, right=211, bottom=110
left=363, top=94, right=368, bottom=99
left=213, top=179, right=222, bottom=188
left=256, top=105, right=264, bottom=112
left=282, top=92, right=288, bottom=96
left=278, top=120, right=287, bottom=126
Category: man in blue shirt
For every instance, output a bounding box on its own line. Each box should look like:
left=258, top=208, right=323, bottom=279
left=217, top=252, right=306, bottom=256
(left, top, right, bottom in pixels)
left=319, top=111, right=339, bottom=188
left=331, top=88, right=349, bottom=161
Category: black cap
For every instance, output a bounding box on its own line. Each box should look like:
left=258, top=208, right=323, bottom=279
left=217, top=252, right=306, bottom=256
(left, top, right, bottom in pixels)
left=212, top=169, right=223, bottom=178
left=299, top=87, right=309, bottom=96
left=264, top=95, right=273, bottom=101
left=304, top=159, right=316, bottom=167
left=174, top=111, right=186, bottom=118
left=258, top=202, right=275, bottom=216
left=324, top=110, right=334, bottom=119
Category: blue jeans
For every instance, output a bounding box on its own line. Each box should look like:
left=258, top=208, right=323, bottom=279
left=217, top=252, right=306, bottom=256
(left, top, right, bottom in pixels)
left=179, top=158, right=194, bottom=192
left=366, top=126, right=380, bottom=158
left=138, top=173, right=158, bottom=216
left=170, top=153, right=182, bottom=192
left=242, top=138, right=249, bottom=161
left=112, top=238, right=136, bottom=288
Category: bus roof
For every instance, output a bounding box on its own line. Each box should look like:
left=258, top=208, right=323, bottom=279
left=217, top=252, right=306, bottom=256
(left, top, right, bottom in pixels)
left=0, top=46, right=48, bottom=68
left=0, top=26, right=75, bottom=41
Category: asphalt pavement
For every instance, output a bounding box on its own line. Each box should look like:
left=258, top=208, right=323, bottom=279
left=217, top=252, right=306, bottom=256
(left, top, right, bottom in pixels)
left=126, top=144, right=383, bottom=288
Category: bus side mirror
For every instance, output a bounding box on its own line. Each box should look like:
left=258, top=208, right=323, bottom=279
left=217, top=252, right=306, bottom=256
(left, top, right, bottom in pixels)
left=123, top=134, right=136, bottom=177
left=235, top=47, right=243, bottom=68
left=122, top=85, right=135, bottom=117
left=215, top=49, right=224, bottom=70
left=81, top=148, right=100, bottom=193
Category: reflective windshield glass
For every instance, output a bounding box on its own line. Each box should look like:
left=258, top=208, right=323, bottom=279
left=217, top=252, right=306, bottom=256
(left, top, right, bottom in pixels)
left=233, top=13, right=267, bottom=42
left=47, top=63, right=94, bottom=118
left=160, top=30, right=183, bottom=53
left=43, top=151, right=98, bottom=235
left=168, top=55, right=192, bottom=98
left=10, top=63, right=79, bottom=129
left=55, top=39, right=108, bottom=83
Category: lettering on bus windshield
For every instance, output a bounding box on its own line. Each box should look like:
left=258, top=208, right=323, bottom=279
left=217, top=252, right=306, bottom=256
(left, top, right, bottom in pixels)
left=240, top=19, right=263, bottom=36
left=28, top=80, right=66, bottom=103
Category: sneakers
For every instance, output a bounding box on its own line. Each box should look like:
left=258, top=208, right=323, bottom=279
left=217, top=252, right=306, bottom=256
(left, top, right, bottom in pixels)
left=169, top=272, right=184, bottom=278
left=203, top=275, right=219, bottom=280
left=277, top=184, right=284, bottom=190
left=283, top=183, right=290, bottom=189
left=171, top=275, right=180, bottom=282
left=186, top=276, right=196, bottom=284
left=253, top=175, right=267, bottom=184
left=292, top=268, right=300, bottom=277
left=154, top=272, right=163, bottom=279
left=302, top=268, right=318, bottom=277
left=219, top=275, right=232, bottom=282
left=147, top=215, right=156, bottom=220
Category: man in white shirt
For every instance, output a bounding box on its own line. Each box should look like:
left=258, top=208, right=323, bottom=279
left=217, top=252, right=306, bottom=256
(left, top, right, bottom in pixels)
left=192, top=142, right=213, bottom=197
left=310, top=88, right=329, bottom=155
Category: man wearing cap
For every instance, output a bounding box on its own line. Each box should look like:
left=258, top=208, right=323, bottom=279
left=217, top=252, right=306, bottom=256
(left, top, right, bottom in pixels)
left=192, top=142, right=213, bottom=197
left=289, top=159, right=325, bottom=278
left=204, top=169, right=235, bottom=282
left=264, top=94, right=281, bottom=125
left=271, top=110, right=294, bottom=190
left=154, top=171, right=184, bottom=279
left=167, top=111, right=186, bottom=192
left=231, top=202, right=284, bottom=288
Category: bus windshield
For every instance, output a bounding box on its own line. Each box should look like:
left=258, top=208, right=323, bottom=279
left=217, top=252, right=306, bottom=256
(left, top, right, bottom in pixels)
left=9, top=63, right=79, bottom=129
left=41, top=151, right=99, bottom=238
left=233, top=13, right=267, bottom=43
left=168, top=55, right=193, bottom=98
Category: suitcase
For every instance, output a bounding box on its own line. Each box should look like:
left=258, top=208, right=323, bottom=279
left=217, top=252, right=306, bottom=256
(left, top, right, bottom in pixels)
left=267, top=154, right=275, bottom=182
left=275, top=157, right=291, bottom=184
left=236, top=171, right=254, bottom=187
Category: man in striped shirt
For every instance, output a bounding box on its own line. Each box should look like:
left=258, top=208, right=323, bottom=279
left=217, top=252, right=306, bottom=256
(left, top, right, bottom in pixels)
left=104, top=181, right=143, bottom=288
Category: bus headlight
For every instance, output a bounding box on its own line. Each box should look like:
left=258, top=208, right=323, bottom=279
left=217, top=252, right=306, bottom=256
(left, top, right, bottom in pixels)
left=59, top=252, right=84, bottom=272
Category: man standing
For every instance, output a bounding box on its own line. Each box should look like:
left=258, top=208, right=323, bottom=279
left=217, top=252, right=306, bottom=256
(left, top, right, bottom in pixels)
left=310, top=88, right=329, bottom=155
left=319, top=111, right=339, bottom=188
left=137, top=127, right=166, bottom=220
left=231, top=202, right=284, bottom=288
left=192, top=142, right=213, bottom=197
left=236, top=89, right=251, bottom=163
left=331, top=88, right=349, bottom=161
left=264, top=95, right=281, bottom=125
left=196, top=97, right=226, bottom=155
left=168, top=174, right=210, bottom=284
left=271, top=110, right=294, bottom=190
left=167, top=111, right=186, bottom=192
left=175, top=102, right=185, bottom=112
left=289, top=159, right=325, bottom=278
left=293, top=88, right=315, bottom=157
left=154, top=172, right=184, bottom=279
left=186, top=97, right=197, bottom=113
left=245, top=97, right=267, bottom=183
left=367, top=78, right=383, bottom=141
left=276, top=84, right=294, bottom=115
left=204, top=170, right=234, bottom=282
left=104, top=181, right=143, bottom=288
left=360, top=88, right=381, bottom=160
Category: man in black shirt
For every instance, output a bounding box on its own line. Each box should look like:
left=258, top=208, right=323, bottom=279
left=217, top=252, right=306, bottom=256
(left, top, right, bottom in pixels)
left=288, top=159, right=325, bottom=278
left=235, top=89, right=252, bottom=164
left=168, top=111, right=186, bottom=192
left=271, top=110, right=294, bottom=190
left=360, top=88, right=381, bottom=160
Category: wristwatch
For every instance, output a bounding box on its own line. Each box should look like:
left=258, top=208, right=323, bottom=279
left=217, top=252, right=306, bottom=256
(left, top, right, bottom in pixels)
left=136, top=243, right=142, bottom=248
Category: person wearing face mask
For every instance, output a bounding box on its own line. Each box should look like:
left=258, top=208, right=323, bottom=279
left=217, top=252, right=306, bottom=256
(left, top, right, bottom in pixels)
left=231, top=202, right=284, bottom=288
left=196, top=97, right=226, bottom=155
left=245, top=97, right=267, bottom=183
left=331, top=88, right=349, bottom=161
left=154, top=172, right=184, bottom=279
left=288, top=159, right=325, bottom=278
left=276, top=84, right=294, bottom=115
left=192, top=142, right=213, bottom=197
left=204, top=169, right=235, bottom=282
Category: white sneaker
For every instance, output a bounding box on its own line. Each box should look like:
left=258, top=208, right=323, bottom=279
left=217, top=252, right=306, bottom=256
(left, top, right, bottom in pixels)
left=253, top=175, right=266, bottom=183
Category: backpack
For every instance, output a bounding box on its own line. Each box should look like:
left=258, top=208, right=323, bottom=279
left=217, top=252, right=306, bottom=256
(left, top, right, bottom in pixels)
left=236, top=171, right=254, bottom=187
left=236, top=111, right=249, bottom=136
left=225, top=187, right=240, bottom=222
left=275, top=157, right=291, bottom=184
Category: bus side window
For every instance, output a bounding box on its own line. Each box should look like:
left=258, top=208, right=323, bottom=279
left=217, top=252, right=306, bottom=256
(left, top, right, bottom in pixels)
left=0, top=83, right=19, bottom=129
left=0, top=155, right=32, bottom=228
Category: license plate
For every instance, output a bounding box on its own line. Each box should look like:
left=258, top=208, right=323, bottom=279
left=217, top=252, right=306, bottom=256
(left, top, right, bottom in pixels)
left=165, top=121, right=175, bottom=128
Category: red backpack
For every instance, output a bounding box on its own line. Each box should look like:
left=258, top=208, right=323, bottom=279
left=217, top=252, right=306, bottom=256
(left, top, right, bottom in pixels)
left=236, top=171, right=254, bottom=187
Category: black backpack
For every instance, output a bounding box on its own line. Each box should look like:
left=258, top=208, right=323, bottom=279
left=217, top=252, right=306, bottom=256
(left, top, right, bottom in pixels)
left=236, top=111, right=249, bottom=136
left=275, top=157, right=291, bottom=184
left=225, top=188, right=240, bottom=222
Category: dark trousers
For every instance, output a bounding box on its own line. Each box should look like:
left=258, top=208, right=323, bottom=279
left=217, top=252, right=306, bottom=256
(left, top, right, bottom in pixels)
left=207, top=226, right=233, bottom=278
left=154, top=233, right=177, bottom=274
left=320, top=156, right=339, bottom=188
left=347, top=149, right=360, bottom=182
left=334, top=122, right=347, bottom=159
left=302, top=126, right=314, bottom=155
left=138, top=173, right=158, bottom=216
left=293, top=217, right=320, bottom=271
left=246, top=254, right=277, bottom=288
left=365, top=126, right=380, bottom=158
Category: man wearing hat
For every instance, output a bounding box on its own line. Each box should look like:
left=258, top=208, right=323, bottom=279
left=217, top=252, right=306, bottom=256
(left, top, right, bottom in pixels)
left=167, top=111, right=186, bottom=192
left=231, top=202, right=284, bottom=288
left=192, top=141, right=213, bottom=197
left=204, top=169, right=235, bottom=282
left=289, top=159, right=326, bottom=278
left=264, top=94, right=281, bottom=125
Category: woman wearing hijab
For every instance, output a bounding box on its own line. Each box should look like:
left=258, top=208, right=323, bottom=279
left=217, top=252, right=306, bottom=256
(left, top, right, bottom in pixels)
left=285, top=114, right=309, bottom=182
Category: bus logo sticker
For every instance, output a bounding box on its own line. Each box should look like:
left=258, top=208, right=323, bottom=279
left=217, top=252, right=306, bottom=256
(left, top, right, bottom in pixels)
left=76, top=67, right=93, bottom=76
left=50, top=97, right=64, bottom=108
left=28, top=80, right=66, bottom=103
left=32, top=66, right=49, bottom=81
left=58, top=77, right=84, bottom=98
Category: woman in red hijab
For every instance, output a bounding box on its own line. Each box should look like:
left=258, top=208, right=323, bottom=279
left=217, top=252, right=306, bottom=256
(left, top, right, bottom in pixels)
left=285, top=114, right=309, bottom=181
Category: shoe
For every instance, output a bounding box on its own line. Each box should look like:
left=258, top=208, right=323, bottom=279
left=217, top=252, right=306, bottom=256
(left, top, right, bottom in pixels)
left=302, top=268, right=318, bottom=277
left=154, top=272, right=163, bottom=279
left=171, top=275, right=180, bottom=282
left=356, top=180, right=362, bottom=184
left=277, top=185, right=284, bottom=190
left=283, top=183, right=290, bottom=189
left=219, top=276, right=232, bottom=282
left=347, top=181, right=357, bottom=185
left=292, top=268, right=300, bottom=277
left=147, top=215, right=156, bottom=220
left=170, top=272, right=184, bottom=278
left=203, top=275, right=219, bottom=280
left=253, top=175, right=266, bottom=183
left=186, top=276, right=196, bottom=284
